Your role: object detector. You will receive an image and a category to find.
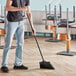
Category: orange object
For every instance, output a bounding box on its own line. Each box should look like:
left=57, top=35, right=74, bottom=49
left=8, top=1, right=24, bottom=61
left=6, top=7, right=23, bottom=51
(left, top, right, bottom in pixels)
left=59, top=34, right=67, bottom=40
left=50, top=26, right=54, bottom=30
left=0, top=29, right=5, bottom=35
left=45, top=25, right=56, bottom=38
left=66, top=39, right=70, bottom=50
left=45, top=25, right=52, bottom=30
left=53, top=29, right=56, bottom=38
left=51, top=25, right=56, bottom=38
left=66, top=32, right=71, bottom=50
left=45, top=24, right=55, bottom=30
left=45, top=25, right=49, bottom=30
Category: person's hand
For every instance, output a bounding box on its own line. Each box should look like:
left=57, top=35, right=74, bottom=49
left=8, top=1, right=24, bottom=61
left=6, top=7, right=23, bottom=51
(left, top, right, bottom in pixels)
left=32, top=26, right=36, bottom=36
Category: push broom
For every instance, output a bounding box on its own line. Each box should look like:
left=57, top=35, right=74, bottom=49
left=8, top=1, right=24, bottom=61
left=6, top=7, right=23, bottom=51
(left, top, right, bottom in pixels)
left=26, top=13, right=55, bottom=69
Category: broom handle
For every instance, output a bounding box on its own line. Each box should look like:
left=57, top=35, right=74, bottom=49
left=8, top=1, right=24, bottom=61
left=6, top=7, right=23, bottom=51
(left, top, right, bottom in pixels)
left=26, top=13, right=45, bottom=61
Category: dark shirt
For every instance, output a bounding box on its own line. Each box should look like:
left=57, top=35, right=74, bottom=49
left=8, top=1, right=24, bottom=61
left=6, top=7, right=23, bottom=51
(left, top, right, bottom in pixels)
left=7, top=0, right=29, bottom=22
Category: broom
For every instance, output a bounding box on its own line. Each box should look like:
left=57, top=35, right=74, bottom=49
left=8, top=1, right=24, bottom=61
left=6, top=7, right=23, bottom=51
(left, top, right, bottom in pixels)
left=26, top=13, right=55, bottom=69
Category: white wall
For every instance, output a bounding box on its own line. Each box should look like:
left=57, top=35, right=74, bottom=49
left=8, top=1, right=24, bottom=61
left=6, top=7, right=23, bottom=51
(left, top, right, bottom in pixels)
left=0, top=11, right=76, bottom=34
left=24, top=11, right=76, bottom=34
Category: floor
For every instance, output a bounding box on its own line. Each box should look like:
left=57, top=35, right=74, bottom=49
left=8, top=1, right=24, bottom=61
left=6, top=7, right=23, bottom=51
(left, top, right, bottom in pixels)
left=0, top=36, right=76, bottom=76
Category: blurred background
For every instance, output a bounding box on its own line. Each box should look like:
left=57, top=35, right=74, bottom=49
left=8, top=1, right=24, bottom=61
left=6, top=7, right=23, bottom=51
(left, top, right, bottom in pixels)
left=0, top=0, right=76, bottom=11
left=0, top=0, right=76, bottom=37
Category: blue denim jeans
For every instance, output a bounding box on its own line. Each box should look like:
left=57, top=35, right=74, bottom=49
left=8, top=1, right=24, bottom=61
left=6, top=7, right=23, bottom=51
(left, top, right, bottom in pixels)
left=2, top=21, right=24, bottom=67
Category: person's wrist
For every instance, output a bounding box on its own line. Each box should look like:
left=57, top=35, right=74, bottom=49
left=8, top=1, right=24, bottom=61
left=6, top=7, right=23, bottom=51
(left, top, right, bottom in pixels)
left=18, top=7, right=22, bottom=11
left=32, top=25, right=34, bottom=29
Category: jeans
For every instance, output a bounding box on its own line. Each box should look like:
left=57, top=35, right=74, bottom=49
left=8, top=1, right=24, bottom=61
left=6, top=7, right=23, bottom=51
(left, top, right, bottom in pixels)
left=2, top=21, right=24, bottom=67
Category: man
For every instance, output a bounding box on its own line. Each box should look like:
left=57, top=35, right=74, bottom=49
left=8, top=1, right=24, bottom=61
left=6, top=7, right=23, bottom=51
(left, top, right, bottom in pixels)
left=1, top=0, right=35, bottom=73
